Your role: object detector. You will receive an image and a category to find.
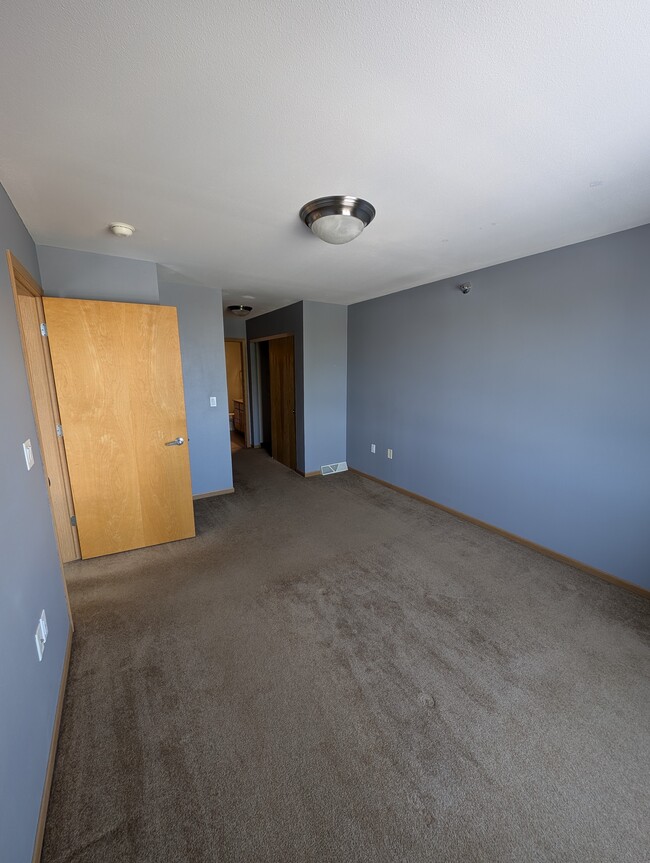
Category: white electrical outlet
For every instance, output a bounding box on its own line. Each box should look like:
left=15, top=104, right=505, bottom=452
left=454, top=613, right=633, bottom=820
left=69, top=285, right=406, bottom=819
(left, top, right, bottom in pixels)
left=387, top=448, right=393, bottom=459
left=209, top=396, right=217, bottom=407
left=370, top=443, right=376, bottom=453
left=35, top=610, right=48, bottom=661
left=23, top=439, right=34, bottom=471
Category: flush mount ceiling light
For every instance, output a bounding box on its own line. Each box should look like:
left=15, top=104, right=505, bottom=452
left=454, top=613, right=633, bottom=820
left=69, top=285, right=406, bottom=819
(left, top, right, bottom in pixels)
left=299, top=196, right=376, bottom=245
left=228, top=304, right=253, bottom=317
left=108, top=222, right=135, bottom=238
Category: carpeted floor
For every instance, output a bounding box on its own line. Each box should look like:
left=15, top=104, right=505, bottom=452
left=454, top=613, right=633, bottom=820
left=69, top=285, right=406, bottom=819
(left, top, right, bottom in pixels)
left=42, top=449, right=650, bottom=863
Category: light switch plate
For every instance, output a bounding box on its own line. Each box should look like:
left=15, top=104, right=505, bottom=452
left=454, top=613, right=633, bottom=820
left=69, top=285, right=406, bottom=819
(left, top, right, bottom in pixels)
left=387, top=448, right=393, bottom=459
left=209, top=396, right=217, bottom=407
left=35, top=611, right=48, bottom=661
left=370, top=444, right=376, bottom=453
left=35, top=625, right=44, bottom=661
left=23, top=439, right=34, bottom=471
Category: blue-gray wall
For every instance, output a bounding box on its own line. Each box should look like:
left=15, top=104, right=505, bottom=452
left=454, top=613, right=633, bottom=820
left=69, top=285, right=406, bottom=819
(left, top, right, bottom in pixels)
left=223, top=314, right=247, bottom=339
left=0, top=186, right=72, bottom=862
left=247, top=303, right=305, bottom=472
left=303, top=301, right=347, bottom=473
left=159, top=282, right=233, bottom=495
left=37, top=245, right=158, bottom=303
left=347, top=224, right=650, bottom=590
left=247, top=301, right=348, bottom=475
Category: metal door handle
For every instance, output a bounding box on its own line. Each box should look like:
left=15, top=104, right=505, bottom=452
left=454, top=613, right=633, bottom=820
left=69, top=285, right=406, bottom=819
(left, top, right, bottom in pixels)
left=165, top=437, right=185, bottom=446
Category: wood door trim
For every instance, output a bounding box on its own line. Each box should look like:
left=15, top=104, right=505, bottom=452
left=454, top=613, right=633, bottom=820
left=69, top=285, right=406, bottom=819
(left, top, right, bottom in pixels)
left=349, top=467, right=650, bottom=600
left=8, top=251, right=42, bottom=298
left=249, top=332, right=292, bottom=344
left=31, top=623, right=72, bottom=863
left=7, top=251, right=80, bottom=579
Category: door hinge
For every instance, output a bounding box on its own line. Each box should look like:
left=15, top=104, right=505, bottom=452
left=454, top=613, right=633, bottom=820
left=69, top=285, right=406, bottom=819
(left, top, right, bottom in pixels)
left=70, top=515, right=77, bottom=527
left=56, top=424, right=63, bottom=438
left=40, top=322, right=48, bottom=337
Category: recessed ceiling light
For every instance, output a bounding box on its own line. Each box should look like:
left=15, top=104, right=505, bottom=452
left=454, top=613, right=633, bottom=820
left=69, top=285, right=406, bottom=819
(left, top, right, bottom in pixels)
left=109, top=222, right=135, bottom=237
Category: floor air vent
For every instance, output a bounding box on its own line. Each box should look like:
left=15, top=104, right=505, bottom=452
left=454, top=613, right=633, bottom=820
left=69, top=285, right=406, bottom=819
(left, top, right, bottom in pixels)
left=320, top=461, right=348, bottom=476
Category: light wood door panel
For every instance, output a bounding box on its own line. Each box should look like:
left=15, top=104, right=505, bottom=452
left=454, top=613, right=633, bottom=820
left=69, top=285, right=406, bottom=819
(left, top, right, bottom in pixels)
left=269, top=336, right=296, bottom=470
left=43, top=298, right=195, bottom=558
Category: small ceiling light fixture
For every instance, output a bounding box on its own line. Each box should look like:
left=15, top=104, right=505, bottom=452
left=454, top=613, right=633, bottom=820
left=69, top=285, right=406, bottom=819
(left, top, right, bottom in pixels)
left=228, top=304, right=253, bottom=317
left=108, top=222, right=135, bottom=238
left=299, top=196, right=376, bottom=245
left=458, top=282, right=472, bottom=294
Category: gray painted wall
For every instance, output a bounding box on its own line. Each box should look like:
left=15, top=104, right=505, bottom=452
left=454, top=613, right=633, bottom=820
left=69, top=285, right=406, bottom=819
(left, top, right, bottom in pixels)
left=303, top=301, right=348, bottom=474
left=246, top=302, right=348, bottom=475
left=37, top=245, right=159, bottom=303
left=159, top=282, right=233, bottom=495
left=347, top=224, right=650, bottom=590
left=223, top=314, right=247, bottom=339
left=0, top=185, right=72, bottom=862
left=247, top=303, right=305, bottom=472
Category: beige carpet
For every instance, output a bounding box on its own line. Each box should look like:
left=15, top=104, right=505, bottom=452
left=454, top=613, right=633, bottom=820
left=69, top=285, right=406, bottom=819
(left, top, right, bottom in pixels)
left=43, top=449, right=650, bottom=862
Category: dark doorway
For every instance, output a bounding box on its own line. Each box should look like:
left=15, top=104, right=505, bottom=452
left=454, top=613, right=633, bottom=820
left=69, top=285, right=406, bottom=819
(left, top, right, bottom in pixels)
left=258, top=340, right=272, bottom=456
left=255, top=335, right=296, bottom=471
left=269, top=336, right=296, bottom=471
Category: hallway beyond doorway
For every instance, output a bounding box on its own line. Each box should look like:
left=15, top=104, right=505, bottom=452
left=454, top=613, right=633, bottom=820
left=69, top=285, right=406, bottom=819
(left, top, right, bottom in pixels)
left=230, top=430, right=245, bottom=453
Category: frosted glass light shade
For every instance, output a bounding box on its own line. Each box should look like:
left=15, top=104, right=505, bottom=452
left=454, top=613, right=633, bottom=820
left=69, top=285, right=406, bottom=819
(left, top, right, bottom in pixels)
left=300, top=197, right=375, bottom=245
left=310, top=214, right=365, bottom=245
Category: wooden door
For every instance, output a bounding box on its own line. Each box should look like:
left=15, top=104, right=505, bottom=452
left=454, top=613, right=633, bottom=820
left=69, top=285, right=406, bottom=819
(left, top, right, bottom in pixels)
left=7, top=252, right=80, bottom=565
left=43, top=298, right=195, bottom=558
left=269, top=336, right=296, bottom=470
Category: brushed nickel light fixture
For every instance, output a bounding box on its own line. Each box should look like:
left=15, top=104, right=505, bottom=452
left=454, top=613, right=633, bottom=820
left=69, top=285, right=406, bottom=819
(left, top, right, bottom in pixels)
left=228, top=304, right=253, bottom=317
left=299, top=196, right=376, bottom=245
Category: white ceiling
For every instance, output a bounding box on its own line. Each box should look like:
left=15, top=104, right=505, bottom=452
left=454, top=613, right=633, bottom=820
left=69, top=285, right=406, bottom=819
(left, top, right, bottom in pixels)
left=1, top=0, right=649, bottom=316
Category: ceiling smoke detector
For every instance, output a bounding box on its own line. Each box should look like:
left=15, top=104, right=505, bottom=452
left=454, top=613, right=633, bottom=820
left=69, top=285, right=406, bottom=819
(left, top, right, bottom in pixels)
left=228, top=305, right=253, bottom=317
left=109, top=222, right=135, bottom=238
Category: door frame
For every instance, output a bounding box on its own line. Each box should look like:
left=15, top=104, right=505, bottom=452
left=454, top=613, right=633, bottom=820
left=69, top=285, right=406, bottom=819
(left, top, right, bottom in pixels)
left=7, top=252, right=80, bottom=568
left=224, top=337, right=251, bottom=448
left=7, top=252, right=76, bottom=632
left=249, top=332, right=297, bottom=470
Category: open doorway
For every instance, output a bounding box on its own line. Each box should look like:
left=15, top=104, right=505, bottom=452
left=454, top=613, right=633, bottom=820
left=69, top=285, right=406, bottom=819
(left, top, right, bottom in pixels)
left=251, top=334, right=296, bottom=471
left=225, top=338, right=250, bottom=454
left=257, top=340, right=272, bottom=456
